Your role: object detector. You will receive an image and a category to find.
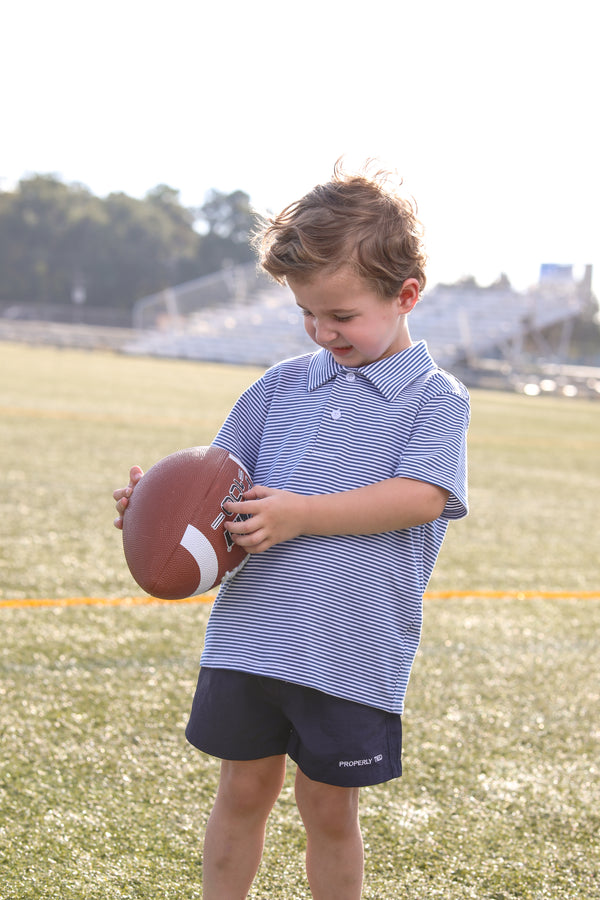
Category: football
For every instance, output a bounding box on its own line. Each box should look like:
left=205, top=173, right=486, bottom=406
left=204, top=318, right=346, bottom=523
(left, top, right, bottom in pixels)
left=122, top=445, right=253, bottom=600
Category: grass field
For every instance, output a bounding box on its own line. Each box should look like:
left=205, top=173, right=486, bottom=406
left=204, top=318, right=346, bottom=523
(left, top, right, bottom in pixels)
left=1, top=342, right=599, bottom=898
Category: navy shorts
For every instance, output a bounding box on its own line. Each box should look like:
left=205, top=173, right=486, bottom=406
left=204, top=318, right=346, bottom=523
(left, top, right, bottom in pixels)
left=185, top=667, right=402, bottom=787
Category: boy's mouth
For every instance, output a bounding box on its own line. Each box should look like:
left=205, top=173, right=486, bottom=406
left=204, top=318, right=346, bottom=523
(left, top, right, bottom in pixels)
left=329, top=345, right=353, bottom=355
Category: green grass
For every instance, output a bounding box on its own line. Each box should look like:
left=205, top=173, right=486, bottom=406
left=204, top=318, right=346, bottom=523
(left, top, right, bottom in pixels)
left=1, top=343, right=599, bottom=898
left=2, top=599, right=598, bottom=899
left=432, top=389, right=599, bottom=593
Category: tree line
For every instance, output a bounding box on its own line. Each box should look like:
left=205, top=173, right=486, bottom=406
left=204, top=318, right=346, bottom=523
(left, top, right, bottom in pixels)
left=0, top=175, right=256, bottom=313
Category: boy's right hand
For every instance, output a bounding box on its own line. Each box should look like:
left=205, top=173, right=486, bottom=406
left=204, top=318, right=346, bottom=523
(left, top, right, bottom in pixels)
left=113, top=466, right=144, bottom=530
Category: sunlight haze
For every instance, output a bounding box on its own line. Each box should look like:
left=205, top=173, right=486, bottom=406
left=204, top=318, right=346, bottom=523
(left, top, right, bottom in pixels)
left=2, top=0, right=597, bottom=292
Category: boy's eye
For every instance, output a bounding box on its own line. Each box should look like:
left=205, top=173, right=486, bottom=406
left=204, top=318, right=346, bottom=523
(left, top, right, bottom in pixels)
left=299, top=309, right=355, bottom=322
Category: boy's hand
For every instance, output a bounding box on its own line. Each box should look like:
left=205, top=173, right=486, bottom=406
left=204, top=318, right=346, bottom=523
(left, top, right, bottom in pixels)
left=113, top=466, right=144, bottom=530
left=224, top=477, right=450, bottom=550
left=224, top=485, right=308, bottom=554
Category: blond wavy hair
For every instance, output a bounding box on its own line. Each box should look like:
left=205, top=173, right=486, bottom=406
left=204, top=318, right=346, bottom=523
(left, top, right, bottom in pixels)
left=253, top=159, right=427, bottom=297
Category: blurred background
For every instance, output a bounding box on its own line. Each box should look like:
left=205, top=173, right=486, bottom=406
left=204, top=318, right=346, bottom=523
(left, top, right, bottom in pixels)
left=2, top=0, right=598, bottom=393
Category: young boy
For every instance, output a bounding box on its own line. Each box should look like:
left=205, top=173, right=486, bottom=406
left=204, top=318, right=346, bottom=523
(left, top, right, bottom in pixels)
left=114, top=161, right=469, bottom=899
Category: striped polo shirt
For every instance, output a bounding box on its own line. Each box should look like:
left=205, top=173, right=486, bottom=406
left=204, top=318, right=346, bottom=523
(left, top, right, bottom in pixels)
left=201, top=340, right=469, bottom=713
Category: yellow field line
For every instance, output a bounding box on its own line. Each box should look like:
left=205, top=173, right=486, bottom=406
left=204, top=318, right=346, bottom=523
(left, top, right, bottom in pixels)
left=426, top=589, right=600, bottom=600
left=1, top=590, right=599, bottom=609
left=0, top=594, right=216, bottom=609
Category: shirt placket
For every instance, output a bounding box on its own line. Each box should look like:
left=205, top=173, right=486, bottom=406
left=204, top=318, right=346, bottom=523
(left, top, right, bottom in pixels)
left=319, top=370, right=357, bottom=450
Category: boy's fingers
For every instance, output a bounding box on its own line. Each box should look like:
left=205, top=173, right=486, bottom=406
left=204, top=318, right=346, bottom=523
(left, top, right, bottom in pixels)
left=129, top=466, right=144, bottom=487
left=112, top=467, right=143, bottom=531
left=224, top=496, right=260, bottom=517
left=226, top=509, right=258, bottom=532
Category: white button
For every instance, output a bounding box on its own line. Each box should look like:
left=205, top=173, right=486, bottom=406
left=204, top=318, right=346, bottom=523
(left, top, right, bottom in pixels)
left=331, top=409, right=342, bottom=420
left=345, top=372, right=356, bottom=382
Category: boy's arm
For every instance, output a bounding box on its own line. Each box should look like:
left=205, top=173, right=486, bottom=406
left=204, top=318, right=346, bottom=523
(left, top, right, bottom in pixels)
left=224, top=479, right=450, bottom=554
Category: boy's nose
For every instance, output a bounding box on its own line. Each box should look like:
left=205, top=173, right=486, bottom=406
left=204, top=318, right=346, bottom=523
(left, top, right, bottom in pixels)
left=314, top=319, right=338, bottom=343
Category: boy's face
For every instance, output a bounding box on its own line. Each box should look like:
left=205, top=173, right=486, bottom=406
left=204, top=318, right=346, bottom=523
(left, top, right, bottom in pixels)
left=288, top=268, right=419, bottom=368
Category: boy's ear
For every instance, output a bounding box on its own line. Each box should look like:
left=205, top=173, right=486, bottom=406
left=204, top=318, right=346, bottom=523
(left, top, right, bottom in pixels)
left=397, top=278, right=421, bottom=313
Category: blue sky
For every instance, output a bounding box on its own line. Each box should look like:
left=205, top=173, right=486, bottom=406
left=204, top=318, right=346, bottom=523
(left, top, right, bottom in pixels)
left=3, top=0, right=598, bottom=292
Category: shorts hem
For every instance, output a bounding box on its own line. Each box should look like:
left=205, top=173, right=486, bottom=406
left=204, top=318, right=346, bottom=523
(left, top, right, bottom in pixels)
left=289, top=751, right=402, bottom=788
left=185, top=723, right=287, bottom=762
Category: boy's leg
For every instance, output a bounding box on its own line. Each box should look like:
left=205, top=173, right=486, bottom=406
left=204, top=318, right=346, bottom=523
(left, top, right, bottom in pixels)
left=203, top=754, right=287, bottom=900
left=294, top=768, right=363, bottom=900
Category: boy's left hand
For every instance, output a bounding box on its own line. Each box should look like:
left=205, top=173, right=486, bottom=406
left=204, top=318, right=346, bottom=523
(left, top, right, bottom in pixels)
left=224, top=485, right=308, bottom=554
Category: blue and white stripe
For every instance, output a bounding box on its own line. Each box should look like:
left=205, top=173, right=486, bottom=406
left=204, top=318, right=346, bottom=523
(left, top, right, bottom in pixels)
left=200, top=340, right=470, bottom=713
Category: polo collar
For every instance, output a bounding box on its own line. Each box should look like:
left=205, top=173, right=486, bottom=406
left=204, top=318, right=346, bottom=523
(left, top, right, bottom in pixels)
left=307, top=341, right=437, bottom=400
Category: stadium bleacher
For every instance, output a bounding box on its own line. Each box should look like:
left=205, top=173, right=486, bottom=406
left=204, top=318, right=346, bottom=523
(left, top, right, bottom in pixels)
left=2, top=261, right=597, bottom=395
left=123, top=264, right=595, bottom=377
left=126, top=284, right=315, bottom=366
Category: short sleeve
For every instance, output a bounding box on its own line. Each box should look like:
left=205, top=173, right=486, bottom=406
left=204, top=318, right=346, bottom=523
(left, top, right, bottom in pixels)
left=212, top=377, right=269, bottom=478
left=395, top=391, right=470, bottom=519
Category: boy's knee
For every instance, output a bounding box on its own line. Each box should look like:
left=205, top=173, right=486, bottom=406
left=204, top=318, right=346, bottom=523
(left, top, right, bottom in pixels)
left=295, top=771, right=360, bottom=838
left=218, top=757, right=286, bottom=818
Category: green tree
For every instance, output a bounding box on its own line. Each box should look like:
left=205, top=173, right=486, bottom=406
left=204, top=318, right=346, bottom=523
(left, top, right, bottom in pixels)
left=96, top=190, right=202, bottom=307
left=0, top=175, right=101, bottom=306
left=0, top=176, right=256, bottom=313
left=194, top=189, right=255, bottom=272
